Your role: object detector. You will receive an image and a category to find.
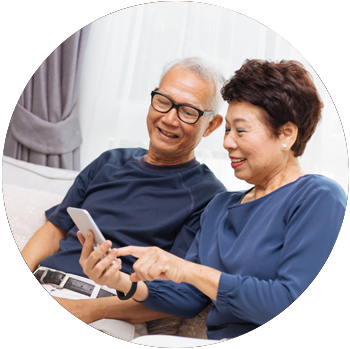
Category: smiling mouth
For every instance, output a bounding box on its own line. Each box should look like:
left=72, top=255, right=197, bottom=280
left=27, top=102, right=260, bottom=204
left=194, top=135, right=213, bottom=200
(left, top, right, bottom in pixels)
left=158, top=127, right=178, bottom=139
left=231, top=158, right=246, bottom=163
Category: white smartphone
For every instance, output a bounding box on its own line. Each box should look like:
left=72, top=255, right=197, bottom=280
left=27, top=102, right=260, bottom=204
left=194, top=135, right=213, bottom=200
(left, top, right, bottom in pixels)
left=67, top=207, right=119, bottom=267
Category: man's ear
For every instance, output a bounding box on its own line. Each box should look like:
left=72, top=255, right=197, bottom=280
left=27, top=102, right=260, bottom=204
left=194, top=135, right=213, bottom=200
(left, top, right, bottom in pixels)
left=203, top=114, right=223, bottom=137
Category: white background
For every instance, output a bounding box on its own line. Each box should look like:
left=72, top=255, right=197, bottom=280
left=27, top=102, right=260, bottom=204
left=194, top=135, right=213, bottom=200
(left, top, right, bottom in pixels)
left=76, top=3, right=348, bottom=193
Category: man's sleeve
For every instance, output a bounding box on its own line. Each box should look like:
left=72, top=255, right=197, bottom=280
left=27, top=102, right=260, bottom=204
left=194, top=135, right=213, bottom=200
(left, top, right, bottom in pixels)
left=44, top=154, right=104, bottom=231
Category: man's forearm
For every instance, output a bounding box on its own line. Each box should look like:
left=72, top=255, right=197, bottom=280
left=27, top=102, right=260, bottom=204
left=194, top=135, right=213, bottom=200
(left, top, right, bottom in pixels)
left=54, top=296, right=172, bottom=324
left=21, top=221, right=67, bottom=272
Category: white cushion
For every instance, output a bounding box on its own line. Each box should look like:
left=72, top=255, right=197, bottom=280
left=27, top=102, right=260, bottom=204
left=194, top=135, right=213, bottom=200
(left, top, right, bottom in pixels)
left=2, top=157, right=75, bottom=250
left=131, top=334, right=225, bottom=347
left=2, top=155, right=78, bottom=196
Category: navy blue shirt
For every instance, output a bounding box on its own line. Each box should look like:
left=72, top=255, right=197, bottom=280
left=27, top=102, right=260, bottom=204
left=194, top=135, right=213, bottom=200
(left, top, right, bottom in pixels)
left=142, top=175, right=346, bottom=339
left=41, top=148, right=226, bottom=277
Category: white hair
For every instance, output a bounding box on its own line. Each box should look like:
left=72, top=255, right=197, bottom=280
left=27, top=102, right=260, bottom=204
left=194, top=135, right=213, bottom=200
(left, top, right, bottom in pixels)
left=159, top=57, right=226, bottom=114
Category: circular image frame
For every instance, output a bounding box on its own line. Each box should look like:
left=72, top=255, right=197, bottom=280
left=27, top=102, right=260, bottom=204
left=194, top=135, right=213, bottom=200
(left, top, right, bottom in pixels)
left=3, top=2, right=348, bottom=346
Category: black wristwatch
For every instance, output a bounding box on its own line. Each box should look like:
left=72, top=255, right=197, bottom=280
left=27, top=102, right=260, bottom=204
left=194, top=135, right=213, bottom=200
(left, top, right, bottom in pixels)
left=116, top=271, right=138, bottom=300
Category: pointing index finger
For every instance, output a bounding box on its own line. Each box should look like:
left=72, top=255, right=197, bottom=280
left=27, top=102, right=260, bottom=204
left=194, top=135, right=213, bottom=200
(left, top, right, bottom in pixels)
left=116, top=246, right=148, bottom=258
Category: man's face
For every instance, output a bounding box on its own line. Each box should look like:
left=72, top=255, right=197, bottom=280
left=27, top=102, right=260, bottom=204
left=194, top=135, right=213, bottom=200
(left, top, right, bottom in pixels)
left=146, top=67, right=218, bottom=165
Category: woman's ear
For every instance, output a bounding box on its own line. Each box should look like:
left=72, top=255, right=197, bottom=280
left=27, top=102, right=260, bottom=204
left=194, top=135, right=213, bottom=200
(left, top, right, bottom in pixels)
left=279, top=121, right=298, bottom=150
left=203, top=114, right=223, bottom=137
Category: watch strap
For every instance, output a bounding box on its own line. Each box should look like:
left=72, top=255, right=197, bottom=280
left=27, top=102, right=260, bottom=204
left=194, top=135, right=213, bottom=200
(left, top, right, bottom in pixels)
left=117, top=271, right=138, bottom=300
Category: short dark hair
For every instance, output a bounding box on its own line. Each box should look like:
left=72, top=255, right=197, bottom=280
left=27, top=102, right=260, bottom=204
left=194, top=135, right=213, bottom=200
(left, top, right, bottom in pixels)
left=221, top=59, right=323, bottom=156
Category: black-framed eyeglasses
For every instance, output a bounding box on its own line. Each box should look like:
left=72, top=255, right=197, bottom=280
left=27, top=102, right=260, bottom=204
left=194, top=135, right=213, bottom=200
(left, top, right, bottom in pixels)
left=151, top=91, right=214, bottom=124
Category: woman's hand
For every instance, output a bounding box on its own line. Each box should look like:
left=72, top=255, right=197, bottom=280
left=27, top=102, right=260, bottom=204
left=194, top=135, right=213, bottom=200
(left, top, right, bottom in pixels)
left=118, top=245, right=222, bottom=301
left=78, top=231, right=130, bottom=293
left=116, top=246, right=188, bottom=284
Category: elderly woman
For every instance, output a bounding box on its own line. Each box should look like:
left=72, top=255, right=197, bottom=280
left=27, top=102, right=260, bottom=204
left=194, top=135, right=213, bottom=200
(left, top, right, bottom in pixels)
left=79, top=59, right=346, bottom=340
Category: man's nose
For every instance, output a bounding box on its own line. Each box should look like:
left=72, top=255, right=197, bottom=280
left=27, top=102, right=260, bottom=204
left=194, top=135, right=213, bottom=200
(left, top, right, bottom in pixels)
left=162, top=107, right=180, bottom=126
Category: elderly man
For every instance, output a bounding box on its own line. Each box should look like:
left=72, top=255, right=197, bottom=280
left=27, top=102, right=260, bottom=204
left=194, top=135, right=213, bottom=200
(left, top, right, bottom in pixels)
left=21, top=57, right=226, bottom=340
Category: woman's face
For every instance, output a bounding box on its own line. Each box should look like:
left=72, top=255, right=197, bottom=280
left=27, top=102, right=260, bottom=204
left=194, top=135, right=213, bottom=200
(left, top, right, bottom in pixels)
left=224, top=99, right=284, bottom=186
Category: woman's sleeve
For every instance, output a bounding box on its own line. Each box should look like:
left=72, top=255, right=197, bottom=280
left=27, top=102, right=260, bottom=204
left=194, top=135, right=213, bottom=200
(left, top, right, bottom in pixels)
left=215, top=186, right=346, bottom=325
left=142, top=280, right=211, bottom=318
left=141, top=211, right=211, bottom=318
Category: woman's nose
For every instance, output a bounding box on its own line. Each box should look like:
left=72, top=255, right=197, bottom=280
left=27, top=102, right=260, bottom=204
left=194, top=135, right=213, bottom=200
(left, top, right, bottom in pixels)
left=223, top=134, right=238, bottom=150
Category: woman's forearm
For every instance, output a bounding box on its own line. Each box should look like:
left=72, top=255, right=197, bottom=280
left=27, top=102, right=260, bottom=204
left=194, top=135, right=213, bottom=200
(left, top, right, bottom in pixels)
left=116, top=246, right=222, bottom=301
left=127, top=263, right=221, bottom=303
left=183, top=261, right=222, bottom=301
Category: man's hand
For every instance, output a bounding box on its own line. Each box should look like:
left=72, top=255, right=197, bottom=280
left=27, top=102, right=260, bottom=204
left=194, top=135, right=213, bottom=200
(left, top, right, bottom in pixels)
left=78, top=231, right=131, bottom=293
left=116, top=246, right=188, bottom=284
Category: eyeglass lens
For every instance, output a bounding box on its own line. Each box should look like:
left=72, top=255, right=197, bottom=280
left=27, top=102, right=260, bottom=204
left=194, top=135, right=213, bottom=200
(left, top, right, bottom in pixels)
left=152, top=93, right=199, bottom=123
